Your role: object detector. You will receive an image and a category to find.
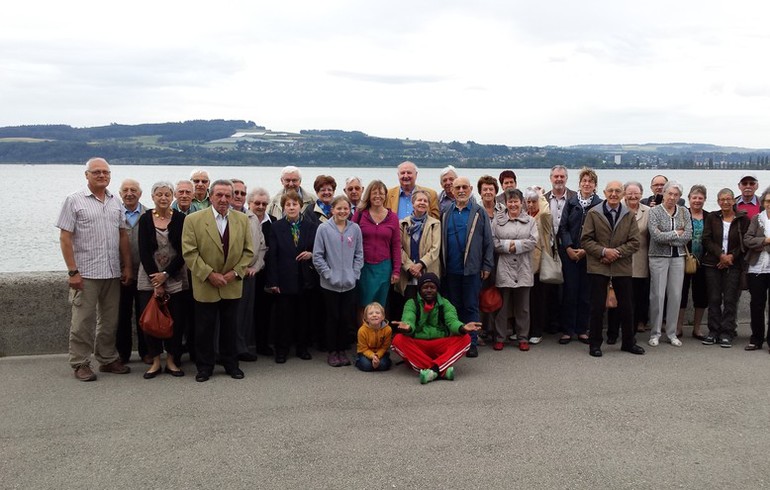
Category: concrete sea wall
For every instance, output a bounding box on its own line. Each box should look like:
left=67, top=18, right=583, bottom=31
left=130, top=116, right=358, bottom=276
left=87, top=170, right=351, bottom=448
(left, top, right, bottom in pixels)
left=0, top=271, right=754, bottom=357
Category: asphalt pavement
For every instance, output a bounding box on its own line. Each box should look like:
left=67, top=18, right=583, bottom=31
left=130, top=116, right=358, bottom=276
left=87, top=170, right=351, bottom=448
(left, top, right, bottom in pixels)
left=2, top=330, right=770, bottom=489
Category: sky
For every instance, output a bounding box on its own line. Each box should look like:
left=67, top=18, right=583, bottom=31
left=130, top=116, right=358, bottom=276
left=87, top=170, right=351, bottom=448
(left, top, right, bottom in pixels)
left=2, top=1, right=769, bottom=148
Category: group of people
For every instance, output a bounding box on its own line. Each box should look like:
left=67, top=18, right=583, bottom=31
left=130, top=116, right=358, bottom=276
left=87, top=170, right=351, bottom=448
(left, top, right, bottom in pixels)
left=57, top=157, right=770, bottom=385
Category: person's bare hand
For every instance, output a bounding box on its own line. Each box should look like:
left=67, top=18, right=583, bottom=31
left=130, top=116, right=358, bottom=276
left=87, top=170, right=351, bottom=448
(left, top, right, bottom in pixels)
left=462, top=321, right=483, bottom=332
left=604, top=248, right=621, bottom=262
left=391, top=321, right=411, bottom=332
left=68, top=273, right=83, bottom=290
left=208, top=272, right=228, bottom=288
left=296, top=251, right=312, bottom=261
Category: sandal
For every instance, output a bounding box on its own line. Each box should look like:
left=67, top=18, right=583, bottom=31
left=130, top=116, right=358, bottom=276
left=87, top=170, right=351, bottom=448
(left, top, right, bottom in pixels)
left=558, top=335, right=572, bottom=345
left=578, top=335, right=590, bottom=345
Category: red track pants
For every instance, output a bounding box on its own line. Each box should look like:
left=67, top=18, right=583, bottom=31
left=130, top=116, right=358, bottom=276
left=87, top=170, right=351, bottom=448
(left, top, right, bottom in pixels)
left=391, top=333, right=471, bottom=375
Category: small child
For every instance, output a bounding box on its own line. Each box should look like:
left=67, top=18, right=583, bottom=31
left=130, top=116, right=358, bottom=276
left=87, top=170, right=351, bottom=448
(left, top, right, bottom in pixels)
left=355, top=302, right=393, bottom=371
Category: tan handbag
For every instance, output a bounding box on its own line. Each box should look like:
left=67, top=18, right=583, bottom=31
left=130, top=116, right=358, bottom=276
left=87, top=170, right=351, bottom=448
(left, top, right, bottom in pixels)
left=684, top=244, right=699, bottom=275
left=606, top=280, right=618, bottom=309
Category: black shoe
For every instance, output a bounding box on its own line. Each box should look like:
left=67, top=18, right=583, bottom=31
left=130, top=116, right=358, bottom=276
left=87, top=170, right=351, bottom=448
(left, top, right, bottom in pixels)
left=143, top=367, right=162, bottom=379
left=606, top=337, right=617, bottom=345
left=702, top=335, right=717, bottom=345
left=719, top=338, right=732, bottom=348
left=238, top=353, right=258, bottom=362
left=589, top=348, right=603, bottom=357
left=195, top=371, right=211, bottom=382
left=226, top=368, right=245, bottom=379
left=466, top=345, right=479, bottom=358
left=297, top=350, right=312, bottom=360
left=578, top=336, right=590, bottom=345
left=275, top=354, right=287, bottom=364
left=621, top=344, right=645, bottom=355
left=164, top=366, right=185, bottom=377
left=558, top=336, right=572, bottom=345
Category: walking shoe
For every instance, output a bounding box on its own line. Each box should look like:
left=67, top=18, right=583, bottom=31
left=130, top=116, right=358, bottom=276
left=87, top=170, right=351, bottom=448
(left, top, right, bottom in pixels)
left=338, top=351, right=351, bottom=366
left=466, top=345, right=479, bottom=358
left=508, top=334, right=518, bottom=342
left=528, top=336, right=542, bottom=345
left=420, top=369, right=438, bottom=384
left=327, top=352, right=339, bottom=367
left=99, top=360, right=131, bottom=374
left=519, top=340, right=530, bottom=352
left=74, top=365, right=96, bottom=382
left=719, top=338, right=732, bottom=348
left=702, top=335, right=717, bottom=345
left=442, top=366, right=455, bottom=381
left=493, top=341, right=504, bottom=351
left=648, top=337, right=659, bottom=347
left=669, top=337, right=683, bottom=347
left=606, top=337, right=617, bottom=345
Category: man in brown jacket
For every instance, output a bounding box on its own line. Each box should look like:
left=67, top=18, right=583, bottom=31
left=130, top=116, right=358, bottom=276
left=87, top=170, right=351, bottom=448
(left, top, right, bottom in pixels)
left=581, top=180, right=645, bottom=357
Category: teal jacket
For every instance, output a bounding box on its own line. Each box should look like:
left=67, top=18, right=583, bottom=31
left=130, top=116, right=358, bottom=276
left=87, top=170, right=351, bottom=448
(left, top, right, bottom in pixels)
left=400, top=294, right=465, bottom=340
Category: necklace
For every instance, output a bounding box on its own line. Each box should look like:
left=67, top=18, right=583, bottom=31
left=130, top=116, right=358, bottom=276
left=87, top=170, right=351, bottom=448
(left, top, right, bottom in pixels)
left=153, top=209, right=173, bottom=220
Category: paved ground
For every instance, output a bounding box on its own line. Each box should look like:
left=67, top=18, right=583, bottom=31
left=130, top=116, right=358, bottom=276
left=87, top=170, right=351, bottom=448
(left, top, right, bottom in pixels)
left=2, top=328, right=770, bottom=490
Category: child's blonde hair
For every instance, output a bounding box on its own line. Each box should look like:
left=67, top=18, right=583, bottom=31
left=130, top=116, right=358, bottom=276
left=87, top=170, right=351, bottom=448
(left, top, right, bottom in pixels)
left=363, top=302, right=386, bottom=322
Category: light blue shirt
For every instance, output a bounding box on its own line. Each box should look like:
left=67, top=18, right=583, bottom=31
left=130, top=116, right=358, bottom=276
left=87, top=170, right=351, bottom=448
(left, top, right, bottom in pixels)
left=398, top=188, right=414, bottom=220
left=124, top=205, right=142, bottom=228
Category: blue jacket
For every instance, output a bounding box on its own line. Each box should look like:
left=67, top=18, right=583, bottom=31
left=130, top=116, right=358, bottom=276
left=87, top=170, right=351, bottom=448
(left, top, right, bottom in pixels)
left=558, top=194, right=603, bottom=251
left=441, top=201, right=494, bottom=276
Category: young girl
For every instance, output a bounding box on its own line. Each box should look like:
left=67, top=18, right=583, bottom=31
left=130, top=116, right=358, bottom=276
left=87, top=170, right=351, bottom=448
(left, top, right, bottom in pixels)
left=355, top=302, right=393, bottom=371
left=313, top=195, right=364, bottom=367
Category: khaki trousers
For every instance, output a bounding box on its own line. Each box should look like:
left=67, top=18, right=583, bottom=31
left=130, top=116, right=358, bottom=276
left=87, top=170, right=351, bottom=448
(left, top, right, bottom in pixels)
left=68, top=278, right=121, bottom=368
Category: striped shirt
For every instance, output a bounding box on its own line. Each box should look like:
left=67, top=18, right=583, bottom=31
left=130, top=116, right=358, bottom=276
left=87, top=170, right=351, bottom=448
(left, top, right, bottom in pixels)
left=56, top=188, right=129, bottom=279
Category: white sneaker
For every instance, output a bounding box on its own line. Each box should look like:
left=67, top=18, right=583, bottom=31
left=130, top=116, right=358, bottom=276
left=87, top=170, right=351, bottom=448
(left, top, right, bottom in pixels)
left=508, top=334, right=518, bottom=342
left=669, top=337, right=683, bottom=347
left=648, top=337, right=659, bottom=347
left=529, top=337, right=542, bottom=345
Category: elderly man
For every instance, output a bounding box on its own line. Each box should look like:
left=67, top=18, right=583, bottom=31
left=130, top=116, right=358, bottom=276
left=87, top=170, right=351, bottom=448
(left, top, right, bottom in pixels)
left=231, top=179, right=249, bottom=213
left=438, top=165, right=458, bottom=214
left=736, top=173, right=760, bottom=219
left=641, top=175, right=684, bottom=207
left=266, top=166, right=316, bottom=219
left=190, top=169, right=211, bottom=212
left=581, top=180, right=645, bottom=357
left=344, top=176, right=364, bottom=210
left=441, top=176, right=494, bottom=357
left=116, top=178, right=148, bottom=364
left=56, top=157, right=133, bottom=381
left=385, top=161, right=439, bottom=219
left=182, top=179, right=254, bottom=382
left=172, top=179, right=195, bottom=215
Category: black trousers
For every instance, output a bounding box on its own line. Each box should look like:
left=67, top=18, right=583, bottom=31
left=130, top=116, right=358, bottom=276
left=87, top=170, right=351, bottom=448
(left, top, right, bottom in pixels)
left=322, top=288, right=357, bottom=352
left=748, top=273, right=770, bottom=347
left=529, top=275, right=546, bottom=338
left=138, top=290, right=188, bottom=362
left=589, top=275, right=636, bottom=350
left=273, top=290, right=313, bottom=355
left=117, top=281, right=146, bottom=361
left=608, top=277, right=649, bottom=338
left=194, top=299, right=239, bottom=374
left=253, top=269, right=273, bottom=351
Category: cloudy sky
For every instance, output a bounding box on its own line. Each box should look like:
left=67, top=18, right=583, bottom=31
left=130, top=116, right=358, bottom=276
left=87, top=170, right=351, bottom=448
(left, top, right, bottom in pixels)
left=2, top=1, right=769, bottom=148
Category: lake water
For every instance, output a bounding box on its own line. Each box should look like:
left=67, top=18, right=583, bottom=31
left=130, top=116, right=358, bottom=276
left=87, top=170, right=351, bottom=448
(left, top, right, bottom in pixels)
left=2, top=163, right=767, bottom=272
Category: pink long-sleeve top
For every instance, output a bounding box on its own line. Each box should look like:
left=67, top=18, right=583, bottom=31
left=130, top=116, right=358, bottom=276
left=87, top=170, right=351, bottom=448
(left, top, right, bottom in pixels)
left=354, top=208, right=401, bottom=277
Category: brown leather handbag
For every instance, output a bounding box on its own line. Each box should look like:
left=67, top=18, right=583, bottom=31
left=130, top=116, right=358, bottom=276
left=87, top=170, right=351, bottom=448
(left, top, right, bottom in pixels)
left=140, top=294, right=173, bottom=339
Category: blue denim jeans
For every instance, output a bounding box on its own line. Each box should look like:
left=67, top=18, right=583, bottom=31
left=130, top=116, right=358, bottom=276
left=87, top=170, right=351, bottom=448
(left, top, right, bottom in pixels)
left=443, top=273, right=482, bottom=346
left=355, top=352, right=392, bottom=371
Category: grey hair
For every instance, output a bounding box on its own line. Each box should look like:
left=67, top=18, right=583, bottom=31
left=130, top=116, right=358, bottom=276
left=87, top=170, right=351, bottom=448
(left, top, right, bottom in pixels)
left=624, top=181, right=644, bottom=193
left=175, top=179, right=193, bottom=190
left=688, top=184, right=707, bottom=199
left=550, top=165, right=568, bottom=178
left=210, top=179, right=234, bottom=191
left=247, top=187, right=270, bottom=203
left=759, top=186, right=770, bottom=207
left=504, top=188, right=524, bottom=202
left=523, top=187, right=540, bottom=202
left=398, top=160, right=419, bottom=172
left=439, top=165, right=458, bottom=179
left=345, top=176, right=363, bottom=187
left=230, top=178, right=245, bottom=186
left=151, top=181, right=174, bottom=195
left=85, top=157, right=109, bottom=171
left=662, top=180, right=683, bottom=196
left=280, top=166, right=301, bottom=179
left=411, top=189, right=431, bottom=204
left=717, top=188, right=735, bottom=200
left=189, top=168, right=209, bottom=180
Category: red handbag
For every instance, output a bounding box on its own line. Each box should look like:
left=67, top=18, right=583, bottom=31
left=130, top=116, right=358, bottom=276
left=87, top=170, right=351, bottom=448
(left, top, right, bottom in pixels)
left=140, top=294, right=174, bottom=339
left=479, top=285, right=503, bottom=313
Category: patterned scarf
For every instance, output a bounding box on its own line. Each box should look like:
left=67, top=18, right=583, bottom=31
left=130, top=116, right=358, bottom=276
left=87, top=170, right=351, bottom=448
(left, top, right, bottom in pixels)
left=317, top=200, right=332, bottom=218
left=289, top=217, right=302, bottom=246
left=578, top=192, right=595, bottom=210
left=409, top=213, right=427, bottom=244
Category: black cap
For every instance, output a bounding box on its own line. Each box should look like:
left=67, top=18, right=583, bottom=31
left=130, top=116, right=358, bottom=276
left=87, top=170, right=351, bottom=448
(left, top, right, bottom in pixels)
left=418, top=272, right=440, bottom=289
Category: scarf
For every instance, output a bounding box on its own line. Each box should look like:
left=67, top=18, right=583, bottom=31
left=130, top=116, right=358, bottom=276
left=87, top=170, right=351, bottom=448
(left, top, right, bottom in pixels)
left=578, top=192, right=595, bottom=210
left=409, top=213, right=427, bottom=244
left=288, top=217, right=302, bottom=246
left=317, top=200, right=332, bottom=218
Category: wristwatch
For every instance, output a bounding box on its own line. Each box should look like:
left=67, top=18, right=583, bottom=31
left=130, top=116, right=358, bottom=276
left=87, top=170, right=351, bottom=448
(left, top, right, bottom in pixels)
left=68, top=269, right=79, bottom=277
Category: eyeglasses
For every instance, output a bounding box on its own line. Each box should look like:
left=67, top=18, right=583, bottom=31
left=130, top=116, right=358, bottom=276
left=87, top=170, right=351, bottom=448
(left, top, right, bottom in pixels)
left=718, top=198, right=735, bottom=203
left=88, top=170, right=111, bottom=176
left=233, top=191, right=247, bottom=196
left=193, top=179, right=209, bottom=184
left=454, top=185, right=471, bottom=190
left=251, top=201, right=268, bottom=206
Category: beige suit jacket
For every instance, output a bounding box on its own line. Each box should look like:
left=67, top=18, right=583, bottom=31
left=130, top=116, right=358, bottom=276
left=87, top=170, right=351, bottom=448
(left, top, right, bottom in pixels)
left=385, top=185, right=440, bottom=219
left=182, top=208, right=254, bottom=302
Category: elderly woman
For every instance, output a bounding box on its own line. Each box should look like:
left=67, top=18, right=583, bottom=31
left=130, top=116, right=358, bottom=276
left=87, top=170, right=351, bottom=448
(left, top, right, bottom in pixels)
left=677, top=185, right=709, bottom=340
left=701, top=188, right=749, bottom=348
left=303, top=175, right=336, bottom=226
left=477, top=175, right=504, bottom=343
left=607, top=181, right=650, bottom=342
left=558, top=167, right=602, bottom=344
left=493, top=188, right=538, bottom=351
left=266, top=190, right=319, bottom=363
left=744, top=186, right=770, bottom=351
left=394, top=189, right=441, bottom=319
left=247, top=187, right=275, bottom=356
left=524, top=187, right=552, bottom=345
left=136, top=181, right=189, bottom=378
left=647, top=180, right=692, bottom=347
left=353, top=180, right=401, bottom=315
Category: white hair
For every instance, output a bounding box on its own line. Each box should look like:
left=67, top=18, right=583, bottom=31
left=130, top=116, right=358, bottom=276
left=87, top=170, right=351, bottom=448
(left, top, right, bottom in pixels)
left=280, top=166, right=301, bottom=179
left=189, top=168, right=209, bottom=179
left=439, top=165, right=457, bottom=179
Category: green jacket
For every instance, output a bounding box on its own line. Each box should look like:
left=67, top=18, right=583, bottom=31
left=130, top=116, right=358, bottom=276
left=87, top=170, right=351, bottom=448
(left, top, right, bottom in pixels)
left=401, top=293, right=464, bottom=340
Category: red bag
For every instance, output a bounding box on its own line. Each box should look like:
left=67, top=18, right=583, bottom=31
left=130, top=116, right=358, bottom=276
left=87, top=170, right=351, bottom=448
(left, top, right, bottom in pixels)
left=479, top=285, right=503, bottom=313
left=140, top=294, right=173, bottom=339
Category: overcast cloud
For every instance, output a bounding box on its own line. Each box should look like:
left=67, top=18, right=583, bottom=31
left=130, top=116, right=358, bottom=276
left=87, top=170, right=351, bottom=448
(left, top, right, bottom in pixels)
left=1, top=0, right=768, bottom=147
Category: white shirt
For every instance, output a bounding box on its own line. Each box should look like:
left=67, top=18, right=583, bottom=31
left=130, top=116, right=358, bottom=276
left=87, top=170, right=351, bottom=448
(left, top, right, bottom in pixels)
left=212, top=206, right=229, bottom=237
